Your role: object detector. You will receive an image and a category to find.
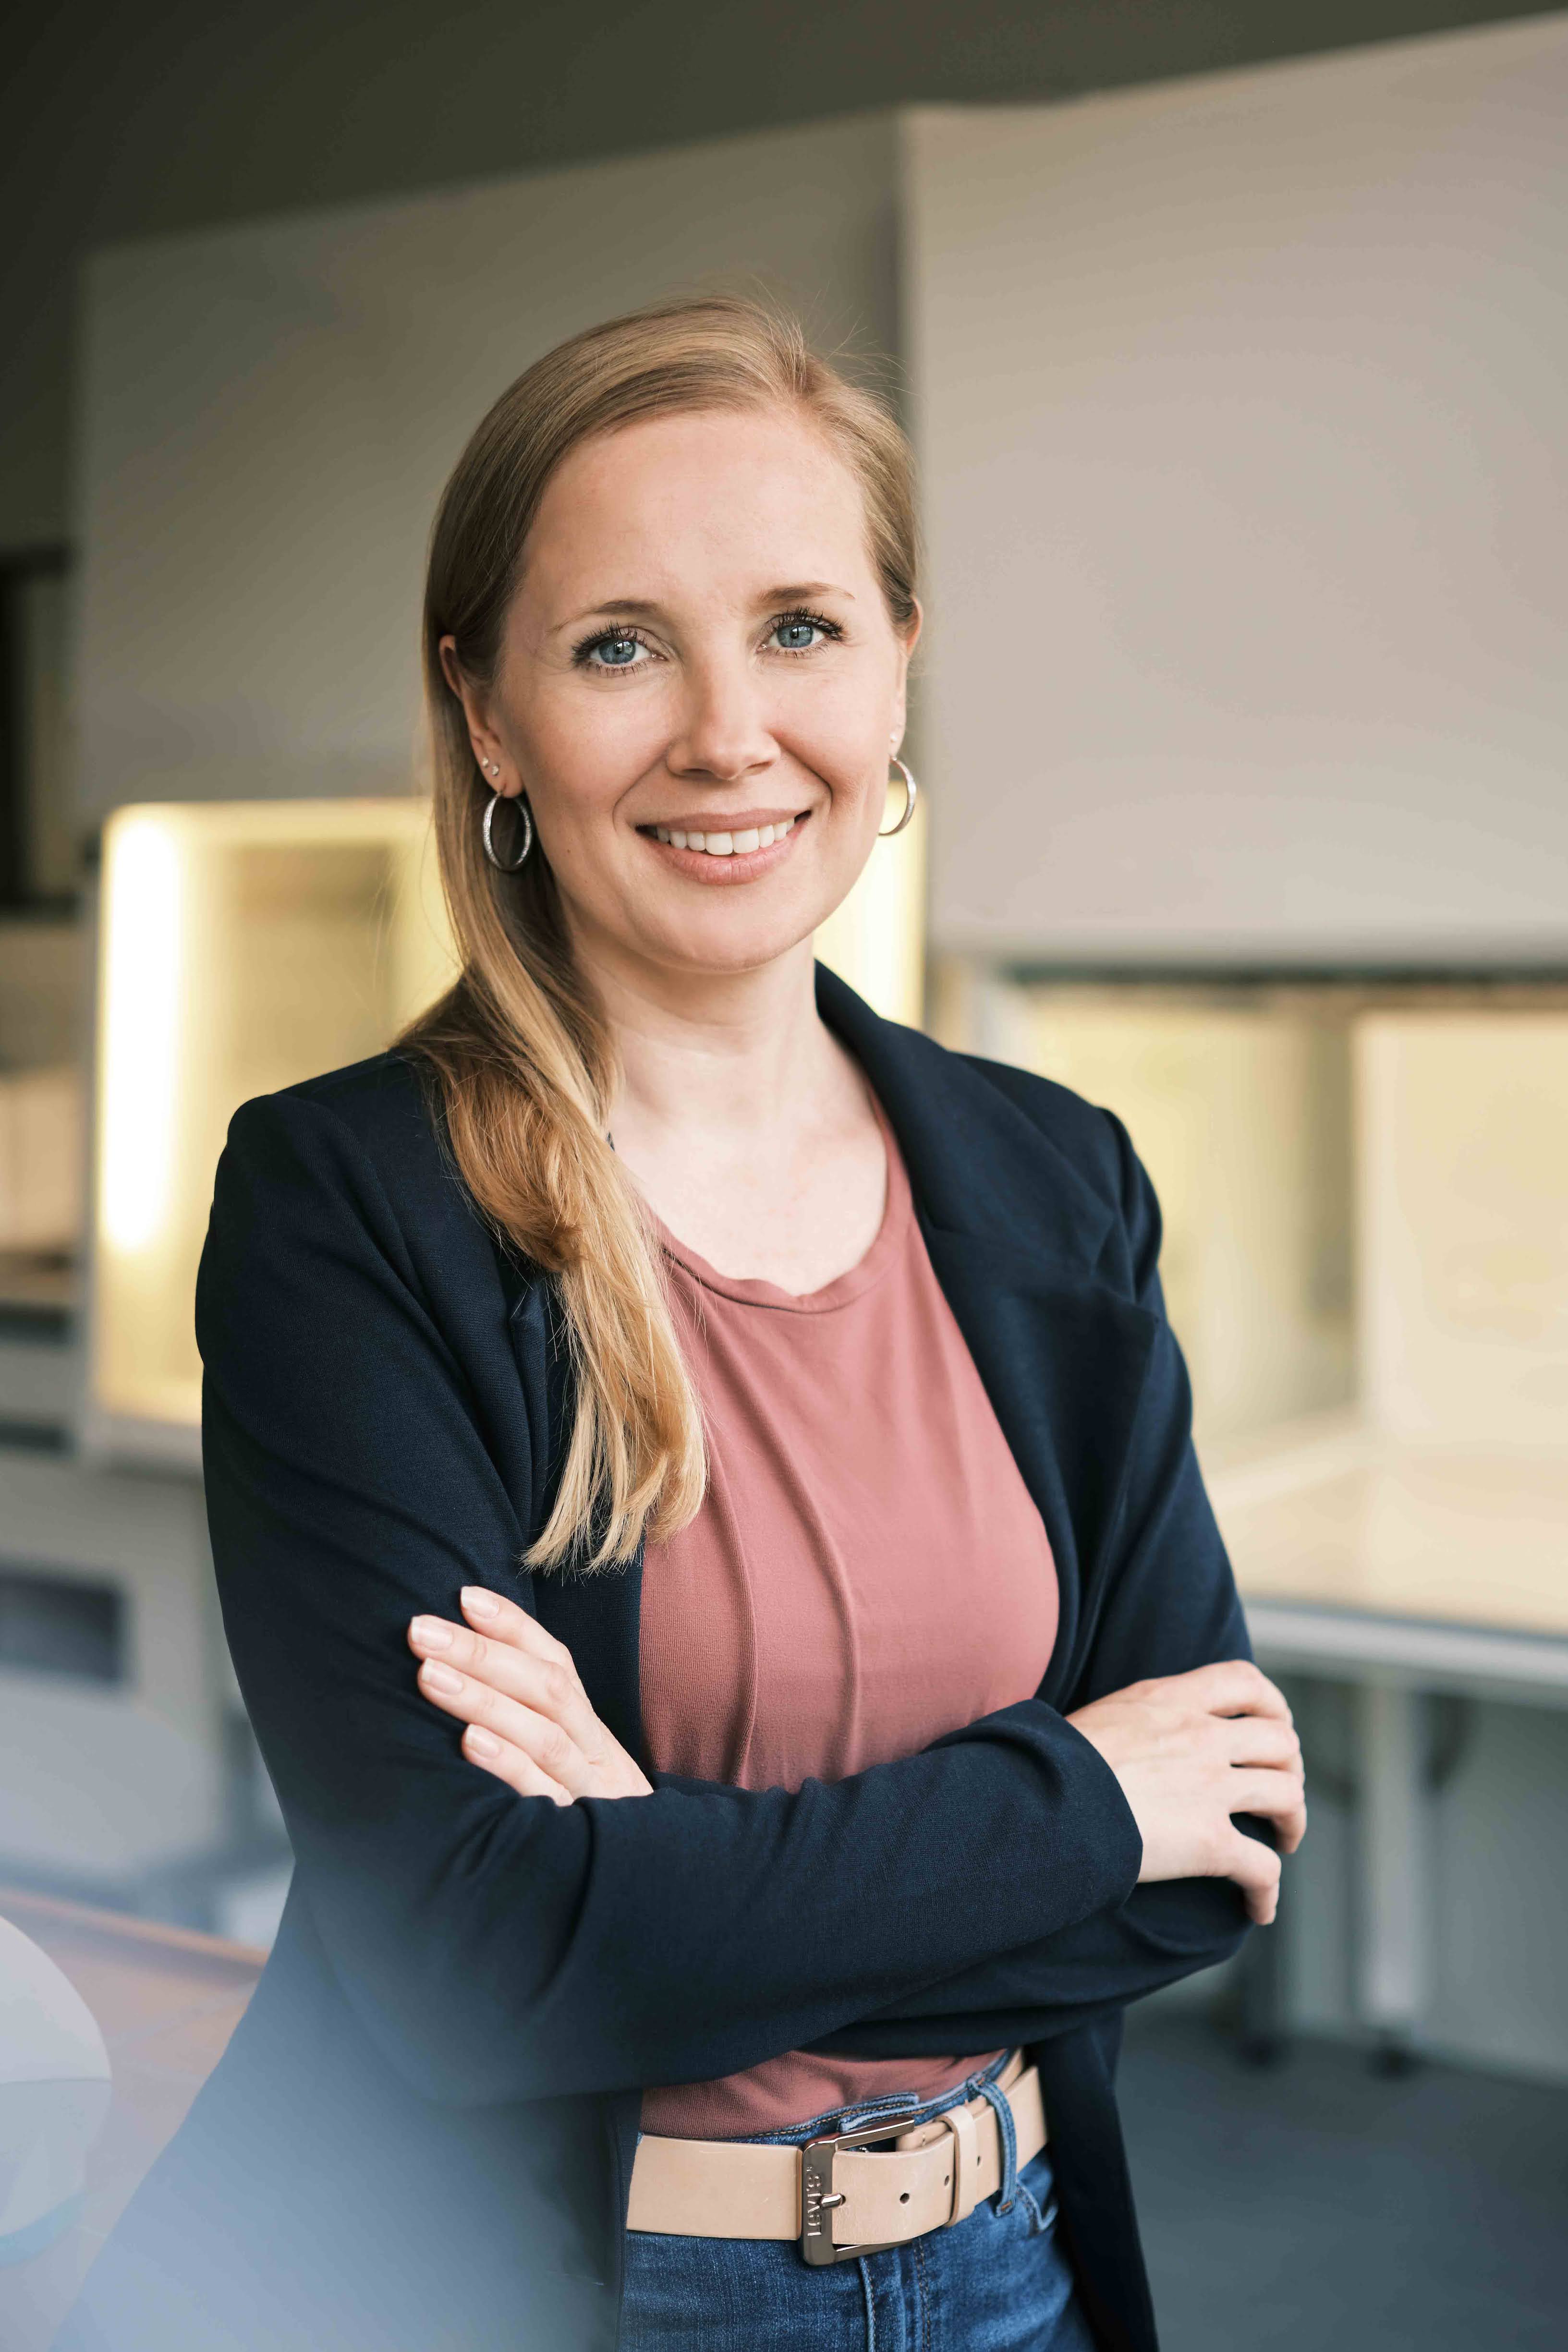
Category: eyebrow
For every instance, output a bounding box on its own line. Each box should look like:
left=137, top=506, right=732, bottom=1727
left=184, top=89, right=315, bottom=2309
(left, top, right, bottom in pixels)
left=759, top=582, right=858, bottom=606
left=558, top=581, right=858, bottom=630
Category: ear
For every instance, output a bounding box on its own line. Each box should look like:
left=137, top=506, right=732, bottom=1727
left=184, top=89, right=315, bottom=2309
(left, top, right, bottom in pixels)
left=439, top=634, right=516, bottom=793
left=893, top=593, right=921, bottom=729
left=438, top=634, right=481, bottom=723
left=891, top=599, right=923, bottom=742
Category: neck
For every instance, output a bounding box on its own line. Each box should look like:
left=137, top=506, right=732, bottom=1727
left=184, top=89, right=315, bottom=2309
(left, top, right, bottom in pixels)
left=573, top=931, right=852, bottom=1147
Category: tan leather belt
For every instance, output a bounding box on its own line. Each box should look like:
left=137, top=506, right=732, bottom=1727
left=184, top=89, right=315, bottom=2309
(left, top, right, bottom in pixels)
left=627, top=2051, right=1045, bottom=2267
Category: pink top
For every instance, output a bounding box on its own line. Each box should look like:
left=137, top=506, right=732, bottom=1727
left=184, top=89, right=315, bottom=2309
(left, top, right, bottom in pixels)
left=638, top=1095, right=1060, bottom=2140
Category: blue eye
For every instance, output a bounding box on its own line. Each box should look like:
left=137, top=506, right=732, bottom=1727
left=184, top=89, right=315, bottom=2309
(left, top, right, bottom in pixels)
left=591, top=634, right=641, bottom=667
left=774, top=619, right=819, bottom=652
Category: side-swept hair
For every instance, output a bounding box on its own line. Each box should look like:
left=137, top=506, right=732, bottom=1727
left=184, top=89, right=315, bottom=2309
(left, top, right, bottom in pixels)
left=402, top=296, right=917, bottom=1569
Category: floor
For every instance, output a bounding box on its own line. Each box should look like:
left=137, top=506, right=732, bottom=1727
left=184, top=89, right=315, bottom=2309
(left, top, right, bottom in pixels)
left=1120, top=2011, right=1568, bottom=2352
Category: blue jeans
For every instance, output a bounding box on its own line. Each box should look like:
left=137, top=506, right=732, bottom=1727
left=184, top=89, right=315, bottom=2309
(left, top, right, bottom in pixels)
left=622, top=2050, right=1097, bottom=2350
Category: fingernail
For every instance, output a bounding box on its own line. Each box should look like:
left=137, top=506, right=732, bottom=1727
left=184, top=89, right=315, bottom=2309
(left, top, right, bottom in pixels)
left=421, top=1660, right=463, bottom=1694
left=462, top=1588, right=499, bottom=1619
left=410, top=1617, right=452, bottom=1649
left=466, top=1726, right=501, bottom=1758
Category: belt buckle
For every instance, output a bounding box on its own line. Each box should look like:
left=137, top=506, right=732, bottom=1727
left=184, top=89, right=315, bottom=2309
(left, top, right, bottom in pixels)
left=799, top=2110, right=919, bottom=2267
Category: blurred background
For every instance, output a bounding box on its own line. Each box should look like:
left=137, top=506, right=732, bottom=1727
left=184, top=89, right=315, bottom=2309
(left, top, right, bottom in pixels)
left=2, top=2, right=1567, bottom=2345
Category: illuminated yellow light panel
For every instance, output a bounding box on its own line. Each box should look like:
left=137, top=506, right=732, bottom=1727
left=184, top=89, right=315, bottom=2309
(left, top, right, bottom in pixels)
left=100, top=815, right=183, bottom=1256
left=90, top=800, right=456, bottom=1454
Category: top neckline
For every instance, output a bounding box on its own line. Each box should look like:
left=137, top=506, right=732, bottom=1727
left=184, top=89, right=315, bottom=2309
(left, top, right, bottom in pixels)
left=650, top=1091, right=911, bottom=1317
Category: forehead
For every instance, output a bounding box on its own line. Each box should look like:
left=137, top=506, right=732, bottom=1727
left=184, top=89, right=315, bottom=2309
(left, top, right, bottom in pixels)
left=520, top=405, right=876, bottom=606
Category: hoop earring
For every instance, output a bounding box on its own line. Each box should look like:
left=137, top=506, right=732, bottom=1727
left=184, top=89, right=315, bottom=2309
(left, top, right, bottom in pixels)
left=482, top=788, right=534, bottom=872
left=879, top=756, right=918, bottom=837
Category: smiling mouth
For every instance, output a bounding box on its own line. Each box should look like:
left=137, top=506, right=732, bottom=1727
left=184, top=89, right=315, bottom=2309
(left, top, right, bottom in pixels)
left=638, top=812, right=806, bottom=859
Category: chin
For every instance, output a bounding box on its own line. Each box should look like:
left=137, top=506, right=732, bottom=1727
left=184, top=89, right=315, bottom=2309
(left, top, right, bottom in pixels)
left=645, top=907, right=823, bottom=979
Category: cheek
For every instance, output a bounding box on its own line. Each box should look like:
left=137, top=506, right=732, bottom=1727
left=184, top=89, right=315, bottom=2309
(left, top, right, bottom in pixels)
left=793, top=698, right=890, bottom=834
left=511, top=686, right=657, bottom=836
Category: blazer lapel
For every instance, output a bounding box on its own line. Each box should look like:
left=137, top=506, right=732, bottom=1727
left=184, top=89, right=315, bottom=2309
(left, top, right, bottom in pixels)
left=916, top=1228, right=1158, bottom=1709
left=815, top=965, right=1162, bottom=1711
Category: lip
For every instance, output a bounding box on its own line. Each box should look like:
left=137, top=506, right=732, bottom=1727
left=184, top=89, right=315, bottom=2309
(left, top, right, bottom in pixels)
left=637, top=811, right=810, bottom=886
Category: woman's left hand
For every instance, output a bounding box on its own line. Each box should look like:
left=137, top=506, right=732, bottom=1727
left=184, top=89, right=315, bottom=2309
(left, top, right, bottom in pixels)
left=408, top=1588, right=653, bottom=1805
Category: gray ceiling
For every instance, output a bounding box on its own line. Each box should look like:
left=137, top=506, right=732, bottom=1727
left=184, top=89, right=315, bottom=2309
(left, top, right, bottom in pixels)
left=3, top=0, right=1559, bottom=545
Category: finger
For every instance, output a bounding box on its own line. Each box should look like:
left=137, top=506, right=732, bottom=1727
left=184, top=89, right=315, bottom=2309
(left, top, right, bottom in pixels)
left=1222, top=1716, right=1302, bottom=1770
left=416, top=1656, right=596, bottom=1796
left=459, top=1586, right=577, bottom=1673
left=409, top=1616, right=608, bottom=1759
left=462, top=1722, right=572, bottom=1806
left=1230, top=1769, right=1308, bottom=1856
left=1221, top=1827, right=1283, bottom=1925
left=454, top=1592, right=604, bottom=1737
left=1240, top=1776, right=1307, bottom=1855
left=1182, top=1659, right=1292, bottom=1723
left=1225, top=1766, right=1306, bottom=1823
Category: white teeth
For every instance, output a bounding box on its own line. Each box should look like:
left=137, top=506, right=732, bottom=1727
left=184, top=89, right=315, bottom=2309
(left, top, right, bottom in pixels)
left=654, top=817, right=801, bottom=855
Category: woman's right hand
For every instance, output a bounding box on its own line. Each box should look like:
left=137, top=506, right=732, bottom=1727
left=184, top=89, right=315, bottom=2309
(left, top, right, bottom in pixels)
left=1067, top=1661, right=1305, bottom=1925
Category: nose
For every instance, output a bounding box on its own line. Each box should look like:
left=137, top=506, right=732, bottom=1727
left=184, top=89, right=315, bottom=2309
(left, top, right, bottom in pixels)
left=665, top=653, right=777, bottom=787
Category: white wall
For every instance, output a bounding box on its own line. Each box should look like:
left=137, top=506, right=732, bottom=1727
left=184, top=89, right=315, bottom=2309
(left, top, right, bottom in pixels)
left=905, top=17, right=1568, bottom=964
left=72, top=116, right=899, bottom=824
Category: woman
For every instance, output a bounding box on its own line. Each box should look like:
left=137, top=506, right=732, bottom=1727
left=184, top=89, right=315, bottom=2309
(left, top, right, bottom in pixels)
left=61, top=297, right=1303, bottom=2352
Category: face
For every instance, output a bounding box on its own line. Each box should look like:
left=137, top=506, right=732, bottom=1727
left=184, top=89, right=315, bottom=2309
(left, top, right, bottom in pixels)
left=442, top=405, right=919, bottom=988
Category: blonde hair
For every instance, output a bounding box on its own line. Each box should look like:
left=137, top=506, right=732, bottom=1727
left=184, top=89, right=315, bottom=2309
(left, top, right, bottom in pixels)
left=401, top=295, right=918, bottom=1570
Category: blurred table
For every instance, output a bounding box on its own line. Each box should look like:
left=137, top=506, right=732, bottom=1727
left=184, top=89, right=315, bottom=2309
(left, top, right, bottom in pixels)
left=1206, top=1414, right=1568, bottom=2061
left=0, top=1887, right=263, bottom=2352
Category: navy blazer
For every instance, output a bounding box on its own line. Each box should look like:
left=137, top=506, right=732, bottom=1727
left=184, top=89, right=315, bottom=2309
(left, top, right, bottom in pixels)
left=60, top=967, right=1253, bottom=2352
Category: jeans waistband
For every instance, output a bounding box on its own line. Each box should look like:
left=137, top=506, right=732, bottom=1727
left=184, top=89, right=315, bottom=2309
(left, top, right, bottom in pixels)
left=727, top=2049, right=1020, bottom=2152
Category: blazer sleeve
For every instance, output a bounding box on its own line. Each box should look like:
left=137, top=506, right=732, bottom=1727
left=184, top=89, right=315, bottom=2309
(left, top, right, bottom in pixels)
left=806, top=1107, right=1255, bottom=2060
left=198, top=1088, right=1143, bottom=2110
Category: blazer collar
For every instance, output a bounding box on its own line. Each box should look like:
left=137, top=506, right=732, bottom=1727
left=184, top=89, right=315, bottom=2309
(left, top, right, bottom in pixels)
left=814, top=966, right=1156, bottom=1708
left=813, top=963, right=1115, bottom=1279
